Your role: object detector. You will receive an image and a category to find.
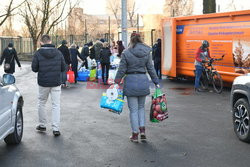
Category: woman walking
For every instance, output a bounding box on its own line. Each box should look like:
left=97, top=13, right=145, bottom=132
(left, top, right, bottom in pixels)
left=69, top=43, right=83, bottom=83
left=0, top=43, right=21, bottom=74
left=115, top=33, right=159, bottom=143
left=100, top=42, right=112, bottom=85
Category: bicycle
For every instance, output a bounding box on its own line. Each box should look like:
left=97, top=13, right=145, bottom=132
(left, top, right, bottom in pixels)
left=199, top=55, right=225, bottom=94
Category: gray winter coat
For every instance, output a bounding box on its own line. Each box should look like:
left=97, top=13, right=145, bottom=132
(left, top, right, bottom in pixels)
left=115, top=43, right=159, bottom=97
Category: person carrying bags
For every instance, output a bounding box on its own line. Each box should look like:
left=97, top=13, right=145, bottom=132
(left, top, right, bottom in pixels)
left=114, top=33, right=159, bottom=143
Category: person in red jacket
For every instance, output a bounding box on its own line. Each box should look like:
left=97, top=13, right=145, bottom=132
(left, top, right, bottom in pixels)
left=194, top=40, right=211, bottom=92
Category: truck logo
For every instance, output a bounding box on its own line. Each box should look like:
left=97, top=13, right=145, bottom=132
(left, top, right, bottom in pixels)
left=176, top=25, right=185, bottom=34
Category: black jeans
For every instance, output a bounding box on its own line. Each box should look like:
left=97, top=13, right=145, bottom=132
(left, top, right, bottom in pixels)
left=101, top=63, right=110, bottom=83
left=154, top=61, right=162, bottom=79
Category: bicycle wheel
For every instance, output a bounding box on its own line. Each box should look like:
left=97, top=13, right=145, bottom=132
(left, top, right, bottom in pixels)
left=200, top=72, right=209, bottom=90
left=212, top=72, right=223, bottom=93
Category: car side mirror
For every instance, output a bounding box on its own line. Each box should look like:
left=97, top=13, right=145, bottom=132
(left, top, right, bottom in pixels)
left=2, top=74, right=15, bottom=85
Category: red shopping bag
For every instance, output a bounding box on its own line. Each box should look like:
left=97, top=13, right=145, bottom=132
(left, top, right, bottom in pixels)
left=67, top=67, right=75, bottom=83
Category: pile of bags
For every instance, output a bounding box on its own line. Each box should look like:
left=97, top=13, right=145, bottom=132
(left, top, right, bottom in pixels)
left=77, top=68, right=90, bottom=82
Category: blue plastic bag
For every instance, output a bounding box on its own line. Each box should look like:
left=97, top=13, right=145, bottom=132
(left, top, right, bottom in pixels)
left=100, top=89, right=124, bottom=114
left=77, top=69, right=90, bottom=81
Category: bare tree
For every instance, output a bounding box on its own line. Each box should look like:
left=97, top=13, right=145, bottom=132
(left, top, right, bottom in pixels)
left=227, top=0, right=237, bottom=11
left=127, top=0, right=137, bottom=27
left=20, top=0, right=79, bottom=50
left=203, top=0, right=216, bottom=14
left=164, top=0, right=193, bottom=17
left=0, top=0, right=25, bottom=27
left=106, top=0, right=138, bottom=28
left=106, top=0, right=120, bottom=28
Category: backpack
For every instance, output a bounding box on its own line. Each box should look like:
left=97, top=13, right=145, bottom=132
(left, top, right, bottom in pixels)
left=89, top=47, right=95, bottom=59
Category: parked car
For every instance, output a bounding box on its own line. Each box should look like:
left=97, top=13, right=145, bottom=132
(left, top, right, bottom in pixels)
left=231, top=74, right=250, bottom=143
left=0, top=74, right=24, bottom=144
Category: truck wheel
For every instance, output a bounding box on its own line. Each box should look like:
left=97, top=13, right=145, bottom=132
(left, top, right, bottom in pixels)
left=4, top=105, right=23, bottom=144
left=233, top=98, right=250, bottom=143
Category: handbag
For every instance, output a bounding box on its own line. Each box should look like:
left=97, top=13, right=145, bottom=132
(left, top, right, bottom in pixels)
left=4, top=54, right=14, bottom=71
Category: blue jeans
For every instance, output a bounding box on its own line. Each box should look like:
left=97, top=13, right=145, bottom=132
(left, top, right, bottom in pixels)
left=195, top=65, right=203, bottom=88
left=127, top=96, right=146, bottom=133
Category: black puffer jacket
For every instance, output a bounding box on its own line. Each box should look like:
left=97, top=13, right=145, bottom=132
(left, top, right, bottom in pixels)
left=58, top=44, right=71, bottom=65
left=100, top=47, right=111, bottom=64
left=32, top=44, right=66, bottom=87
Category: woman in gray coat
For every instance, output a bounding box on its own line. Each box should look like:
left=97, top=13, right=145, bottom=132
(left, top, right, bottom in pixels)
left=115, top=33, right=159, bottom=142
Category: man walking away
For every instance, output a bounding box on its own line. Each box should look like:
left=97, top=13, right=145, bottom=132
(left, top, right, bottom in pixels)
left=94, top=40, right=104, bottom=81
left=152, top=39, right=162, bottom=79
left=32, top=34, right=66, bottom=136
left=58, top=40, right=71, bottom=86
left=100, top=42, right=112, bottom=85
left=80, top=43, right=90, bottom=69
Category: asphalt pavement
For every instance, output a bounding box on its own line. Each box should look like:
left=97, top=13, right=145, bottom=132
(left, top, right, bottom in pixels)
left=0, top=62, right=249, bottom=167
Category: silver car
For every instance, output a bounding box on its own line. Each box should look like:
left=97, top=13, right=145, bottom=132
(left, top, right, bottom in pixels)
left=231, top=74, right=250, bottom=143
left=0, top=74, right=24, bottom=144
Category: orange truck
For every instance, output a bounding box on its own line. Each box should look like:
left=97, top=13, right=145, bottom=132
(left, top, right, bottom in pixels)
left=161, top=10, right=250, bottom=83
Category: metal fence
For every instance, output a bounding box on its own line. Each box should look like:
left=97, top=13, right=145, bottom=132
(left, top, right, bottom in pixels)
left=0, top=37, right=34, bottom=56
left=0, top=33, right=122, bottom=60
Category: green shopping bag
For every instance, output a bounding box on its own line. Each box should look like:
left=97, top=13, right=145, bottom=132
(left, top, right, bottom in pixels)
left=89, top=69, right=96, bottom=81
left=153, top=88, right=164, bottom=99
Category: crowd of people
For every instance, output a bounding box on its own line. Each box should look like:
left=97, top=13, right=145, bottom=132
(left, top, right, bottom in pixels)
left=0, top=31, right=213, bottom=141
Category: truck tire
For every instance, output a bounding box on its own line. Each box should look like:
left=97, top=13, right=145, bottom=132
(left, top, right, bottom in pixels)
left=232, top=98, right=250, bottom=143
left=4, top=104, right=23, bottom=144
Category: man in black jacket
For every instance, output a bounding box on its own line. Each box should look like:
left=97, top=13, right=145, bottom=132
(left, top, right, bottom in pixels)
left=152, top=39, right=162, bottom=79
left=32, top=34, right=66, bottom=136
left=58, top=40, right=71, bottom=86
left=80, top=43, right=90, bottom=69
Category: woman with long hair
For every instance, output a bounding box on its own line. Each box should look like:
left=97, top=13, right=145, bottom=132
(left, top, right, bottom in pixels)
left=115, top=33, right=159, bottom=143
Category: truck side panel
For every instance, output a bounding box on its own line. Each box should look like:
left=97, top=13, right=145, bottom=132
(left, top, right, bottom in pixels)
left=162, top=10, right=250, bottom=82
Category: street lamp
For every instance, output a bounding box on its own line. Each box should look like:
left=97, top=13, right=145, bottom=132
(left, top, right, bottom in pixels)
left=121, top=0, right=128, bottom=47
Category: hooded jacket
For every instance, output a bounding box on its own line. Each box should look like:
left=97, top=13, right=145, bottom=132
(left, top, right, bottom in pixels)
left=115, top=43, right=159, bottom=96
left=100, top=47, right=112, bottom=64
left=58, top=44, right=71, bottom=65
left=32, top=44, right=66, bottom=87
left=0, top=47, right=21, bottom=74
left=94, top=41, right=103, bottom=60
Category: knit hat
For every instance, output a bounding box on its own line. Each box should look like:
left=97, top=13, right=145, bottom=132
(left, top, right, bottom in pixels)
left=8, top=43, right=13, bottom=47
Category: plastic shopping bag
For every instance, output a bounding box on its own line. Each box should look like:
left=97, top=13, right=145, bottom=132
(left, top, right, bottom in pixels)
left=89, top=69, right=96, bottom=81
left=150, top=88, right=168, bottom=123
left=100, top=85, right=124, bottom=114
left=67, top=67, right=75, bottom=83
